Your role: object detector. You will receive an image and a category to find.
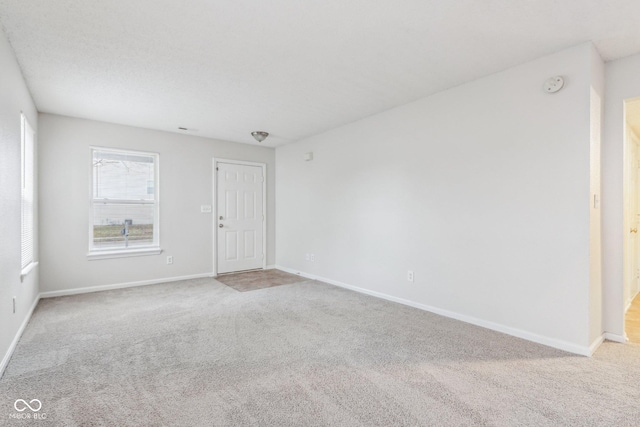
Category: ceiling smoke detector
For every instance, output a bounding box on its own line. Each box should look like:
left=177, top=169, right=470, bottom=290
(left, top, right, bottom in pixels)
left=251, top=131, right=269, bottom=143
left=543, top=76, right=564, bottom=93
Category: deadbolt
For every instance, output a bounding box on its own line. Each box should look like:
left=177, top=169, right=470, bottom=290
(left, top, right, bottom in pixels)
left=219, top=216, right=223, bottom=220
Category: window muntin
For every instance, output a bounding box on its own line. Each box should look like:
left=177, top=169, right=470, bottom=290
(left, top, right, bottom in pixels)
left=90, top=148, right=159, bottom=253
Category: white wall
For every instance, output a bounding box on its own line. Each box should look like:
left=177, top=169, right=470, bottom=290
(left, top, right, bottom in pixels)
left=589, top=45, right=604, bottom=345
left=602, top=53, right=640, bottom=340
left=276, top=43, right=599, bottom=353
left=0, top=27, right=39, bottom=373
left=38, top=114, right=276, bottom=293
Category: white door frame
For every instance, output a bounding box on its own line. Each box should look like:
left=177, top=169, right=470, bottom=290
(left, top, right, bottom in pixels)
left=212, top=158, right=267, bottom=276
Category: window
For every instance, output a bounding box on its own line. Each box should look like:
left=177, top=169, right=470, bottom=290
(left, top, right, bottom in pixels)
left=89, top=147, right=160, bottom=259
left=21, top=114, right=36, bottom=277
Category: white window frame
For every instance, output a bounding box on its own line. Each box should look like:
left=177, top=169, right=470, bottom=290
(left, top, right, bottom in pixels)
left=20, top=113, right=37, bottom=280
left=87, top=146, right=161, bottom=260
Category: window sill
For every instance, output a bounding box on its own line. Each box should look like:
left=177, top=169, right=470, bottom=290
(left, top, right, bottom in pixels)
left=20, top=261, right=39, bottom=282
left=87, top=247, right=162, bottom=261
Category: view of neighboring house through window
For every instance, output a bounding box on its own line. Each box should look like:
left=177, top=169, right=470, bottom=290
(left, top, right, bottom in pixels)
left=90, top=147, right=159, bottom=255
left=21, top=113, right=36, bottom=274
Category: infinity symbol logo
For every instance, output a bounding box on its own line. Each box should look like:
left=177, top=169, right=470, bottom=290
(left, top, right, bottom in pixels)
left=14, top=399, right=42, bottom=412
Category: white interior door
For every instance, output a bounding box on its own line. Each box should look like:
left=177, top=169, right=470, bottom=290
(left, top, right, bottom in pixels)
left=216, top=161, right=264, bottom=274
left=633, top=140, right=640, bottom=299
left=625, top=129, right=640, bottom=309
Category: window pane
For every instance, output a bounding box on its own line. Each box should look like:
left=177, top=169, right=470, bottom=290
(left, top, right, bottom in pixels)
left=21, top=114, right=35, bottom=269
left=92, top=204, right=155, bottom=249
left=93, top=151, right=155, bottom=200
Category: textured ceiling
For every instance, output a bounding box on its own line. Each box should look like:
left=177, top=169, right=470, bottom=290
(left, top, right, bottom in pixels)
left=1, top=1, right=640, bottom=147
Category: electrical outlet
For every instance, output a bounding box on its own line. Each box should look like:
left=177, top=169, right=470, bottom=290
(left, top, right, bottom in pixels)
left=167, top=256, right=173, bottom=265
left=305, top=253, right=310, bottom=261
left=407, top=271, right=414, bottom=282
left=310, top=254, right=315, bottom=262
left=13, top=297, right=16, bottom=314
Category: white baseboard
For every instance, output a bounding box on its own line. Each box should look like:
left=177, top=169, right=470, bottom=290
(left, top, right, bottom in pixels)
left=588, top=335, right=605, bottom=355
left=1, top=294, right=40, bottom=379
left=40, top=273, right=215, bottom=298
left=265, top=265, right=276, bottom=270
left=625, top=290, right=639, bottom=313
left=275, top=265, right=593, bottom=356
left=603, top=332, right=627, bottom=343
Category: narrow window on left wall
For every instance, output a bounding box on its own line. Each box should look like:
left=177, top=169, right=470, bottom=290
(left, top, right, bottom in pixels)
left=88, top=147, right=160, bottom=259
left=20, top=113, right=36, bottom=278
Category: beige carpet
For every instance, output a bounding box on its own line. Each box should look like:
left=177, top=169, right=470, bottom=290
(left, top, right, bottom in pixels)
left=216, top=269, right=304, bottom=292
left=1, top=275, right=640, bottom=426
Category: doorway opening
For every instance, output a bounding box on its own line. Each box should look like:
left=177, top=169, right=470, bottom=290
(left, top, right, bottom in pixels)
left=623, top=97, right=640, bottom=343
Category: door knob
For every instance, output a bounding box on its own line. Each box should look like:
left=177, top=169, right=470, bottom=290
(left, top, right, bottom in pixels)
left=632, top=228, right=638, bottom=233
left=219, top=224, right=224, bottom=228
